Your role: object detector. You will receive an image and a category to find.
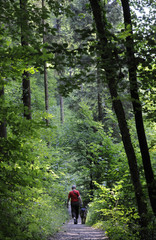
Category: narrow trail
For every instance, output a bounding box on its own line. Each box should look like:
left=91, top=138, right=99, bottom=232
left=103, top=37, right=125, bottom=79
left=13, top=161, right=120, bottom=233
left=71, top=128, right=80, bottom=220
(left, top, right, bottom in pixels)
left=50, top=208, right=108, bottom=240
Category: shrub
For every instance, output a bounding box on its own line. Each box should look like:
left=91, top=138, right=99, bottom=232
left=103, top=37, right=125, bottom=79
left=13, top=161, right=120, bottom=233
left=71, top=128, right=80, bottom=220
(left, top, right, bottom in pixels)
left=86, top=181, right=140, bottom=240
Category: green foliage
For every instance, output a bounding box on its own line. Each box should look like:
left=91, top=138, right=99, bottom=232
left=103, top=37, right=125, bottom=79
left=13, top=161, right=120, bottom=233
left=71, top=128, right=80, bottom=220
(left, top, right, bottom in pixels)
left=0, top=185, right=68, bottom=240
left=0, top=64, right=68, bottom=240
left=0, top=110, right=69, bottom=240
left=86, top=182, right=140, bottom=240
left=31, top=70, right=57, bottom=111
left=131, top=0, right=156, bottom=122
left=0, top=0, right=156, bottom=239
left=55, top=100, right=130, bottom=205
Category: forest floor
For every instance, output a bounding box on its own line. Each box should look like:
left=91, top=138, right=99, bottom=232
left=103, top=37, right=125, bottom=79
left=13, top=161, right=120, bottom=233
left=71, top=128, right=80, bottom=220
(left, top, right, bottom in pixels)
left=49, top=214, right=109, bottom=240
left=49, top=206, right=156, bottom=240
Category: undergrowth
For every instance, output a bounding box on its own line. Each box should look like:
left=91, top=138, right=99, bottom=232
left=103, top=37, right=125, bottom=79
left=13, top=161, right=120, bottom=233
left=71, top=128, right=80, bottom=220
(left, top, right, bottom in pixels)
left=86, top=181, right=155, bottom=240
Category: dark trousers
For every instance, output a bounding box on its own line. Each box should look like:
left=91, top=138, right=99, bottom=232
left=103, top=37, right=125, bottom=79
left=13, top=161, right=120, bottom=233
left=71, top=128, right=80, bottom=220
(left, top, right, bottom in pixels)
left=71, top=201, right=79, bottom=219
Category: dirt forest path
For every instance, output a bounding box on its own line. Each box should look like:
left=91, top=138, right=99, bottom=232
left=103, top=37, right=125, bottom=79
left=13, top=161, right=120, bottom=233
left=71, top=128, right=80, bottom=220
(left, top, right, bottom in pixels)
left=49, top=218, right=108, bottom=240
left=50, top=213, right=109, bottom=240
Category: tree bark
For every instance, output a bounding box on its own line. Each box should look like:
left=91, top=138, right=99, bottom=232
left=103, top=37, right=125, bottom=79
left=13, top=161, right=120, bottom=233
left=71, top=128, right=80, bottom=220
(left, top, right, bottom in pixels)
left=20, top=0, right=31, bottom=120
left=42, top=0, right=49, bottom=126
left=43, top=62, right=49, bottom=126
left=0, top=87, right=7, bottom=163
left=55, top=17, right=65, bottom=124
left=0, top=87, right=7, bottom=138
left=121, top=0, right=156, bottom=216
left=89, top=158, right=94, bottom=197
left=97, top=66, right=103, bottom=122
left=22, top=71, right=31, bottom=120
left=60, top=95, right=64, bottom=124
left=89, top=0, right=148, bottom=235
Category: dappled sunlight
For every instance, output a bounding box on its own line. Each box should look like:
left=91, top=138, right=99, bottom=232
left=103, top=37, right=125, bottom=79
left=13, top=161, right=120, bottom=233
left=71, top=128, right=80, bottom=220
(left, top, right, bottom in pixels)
left=1, top=0, right=155, bottom=239
left=50, top=218, right=109, bottom=240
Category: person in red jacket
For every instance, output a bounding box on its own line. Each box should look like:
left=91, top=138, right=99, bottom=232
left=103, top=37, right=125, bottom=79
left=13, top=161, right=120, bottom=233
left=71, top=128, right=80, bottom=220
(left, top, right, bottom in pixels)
left=67, top=185, right=82, bottom=224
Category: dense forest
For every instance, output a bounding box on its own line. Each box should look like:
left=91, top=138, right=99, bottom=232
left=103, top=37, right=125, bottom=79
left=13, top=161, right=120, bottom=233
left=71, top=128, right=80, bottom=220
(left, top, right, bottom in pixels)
left=0, top=0, right=156, bottom=239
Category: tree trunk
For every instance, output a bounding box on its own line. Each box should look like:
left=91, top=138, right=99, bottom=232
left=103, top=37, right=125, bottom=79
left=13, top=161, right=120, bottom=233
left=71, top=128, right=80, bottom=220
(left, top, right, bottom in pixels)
left=89, top=158, right=94, bottom=197
left=43, top=62, right=49, bottom=126
left=55, top=18, right=65, bottom=124
left=96, top=39, right=103, bottom=122
left=60, top=95, right=64, bottom=124
left=0, top=87, right=7, bottom=138
left=107, top=77, right=148, bottom=228
left=97, top=67, right=103, bottom=122
left=20, top=0, right=31, bottom=120
left=89, top=0, right=148, bottom=236
left=0, top=87, right=7, bottom=163
left=42, top=0, right=49, bottom=126
left=22, top=71, right=31, bottom=120
left=121, top=0, right=156, bottom=216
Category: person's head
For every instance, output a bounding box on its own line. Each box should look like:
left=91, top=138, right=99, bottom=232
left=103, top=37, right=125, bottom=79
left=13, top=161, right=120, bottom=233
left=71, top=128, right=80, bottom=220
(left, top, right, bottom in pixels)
left=72, top=185, right=76, bottom=190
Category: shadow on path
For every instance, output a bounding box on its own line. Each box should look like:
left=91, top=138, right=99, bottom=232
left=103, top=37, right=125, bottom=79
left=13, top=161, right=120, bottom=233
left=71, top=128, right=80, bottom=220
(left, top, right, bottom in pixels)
left=49, top=217, right=109, bottom=240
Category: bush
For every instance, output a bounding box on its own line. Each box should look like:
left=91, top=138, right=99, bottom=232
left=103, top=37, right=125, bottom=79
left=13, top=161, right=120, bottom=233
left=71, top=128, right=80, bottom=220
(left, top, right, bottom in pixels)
left=86, top=181, right=140, bottom=240
left=0, top=183, right=69, bottom=240
left=0, top=116, right=69, bottom=240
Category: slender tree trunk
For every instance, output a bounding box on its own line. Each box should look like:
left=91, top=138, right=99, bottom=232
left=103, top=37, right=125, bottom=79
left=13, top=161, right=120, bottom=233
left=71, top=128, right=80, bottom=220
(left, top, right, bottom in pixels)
left=89, top=0, right=148, bottom=236
left=55, top=18, right=65, bottom=124
left=0, top=87, right=7, bottom=163
left=89, top=158, right=94, bottom=197
left=97, top=67, right=103, bottom=122
left=121, top=0, right=156, bottom=216
left=97, top=40, right=103, bottom=122
left=20, top=0, right=31, bottom=120
left=44, top=62, right=49, bottom=126
left=42, top=0, right=49, bottom=126
left=107, top=76, right=148, bottom=221
left=60, top=95, right=64, bottom=124
left=0, top=87, right=7, bottom=138
left=22, top=71, right=31, bottom=120
left=0, top=121, right=7, bottom=138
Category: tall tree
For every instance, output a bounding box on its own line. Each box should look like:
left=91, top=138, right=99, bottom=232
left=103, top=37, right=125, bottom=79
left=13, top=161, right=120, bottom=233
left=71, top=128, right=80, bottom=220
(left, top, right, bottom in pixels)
left=55, top=17, right=64, bottom=124
left=59, top=95, right=64, bottom=124
left=42, top=0, right=49, bottom=126
left=88, top=0, right=148, bottom=236
left=0, top=86, right=7, bottom=138
left=120, top=0, right=156, bottom=216
left=97, top=60, right=103, bottom=122
left=20, top=0, right=31, bottom=120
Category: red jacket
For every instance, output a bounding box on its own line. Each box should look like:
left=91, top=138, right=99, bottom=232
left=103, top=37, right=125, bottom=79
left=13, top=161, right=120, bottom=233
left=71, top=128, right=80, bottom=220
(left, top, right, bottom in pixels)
left=68, top=190, right=80, bottom=202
